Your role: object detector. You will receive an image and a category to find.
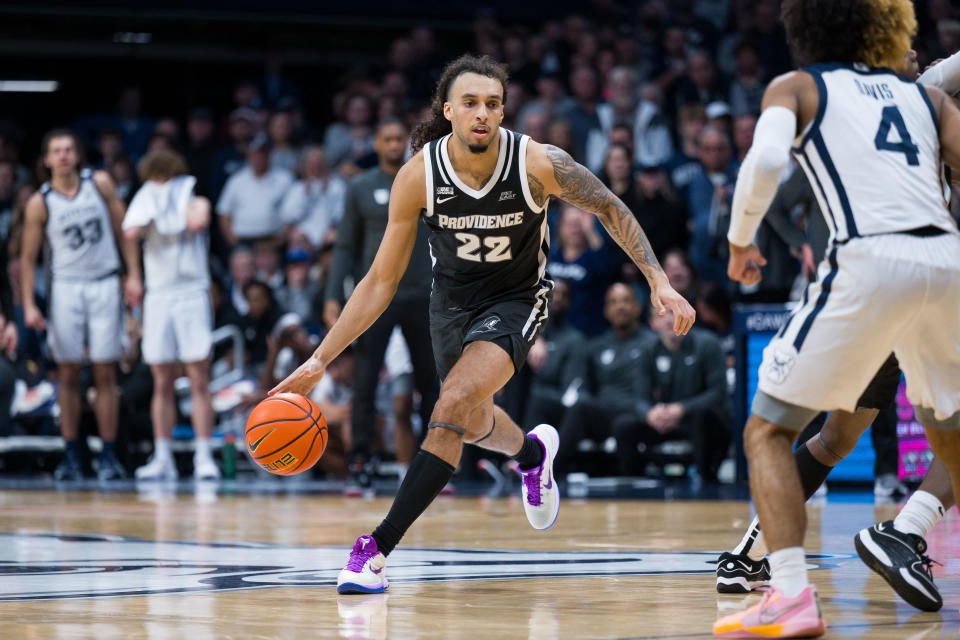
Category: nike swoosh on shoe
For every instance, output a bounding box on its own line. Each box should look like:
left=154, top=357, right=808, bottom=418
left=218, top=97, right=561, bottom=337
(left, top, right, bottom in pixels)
left=544, top=470, right=552, bottom=490
left=757, top=600, right=804, bottom=625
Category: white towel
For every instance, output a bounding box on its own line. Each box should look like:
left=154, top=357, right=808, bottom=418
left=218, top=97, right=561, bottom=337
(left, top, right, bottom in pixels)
left=123, top=175, right=197, bottom=234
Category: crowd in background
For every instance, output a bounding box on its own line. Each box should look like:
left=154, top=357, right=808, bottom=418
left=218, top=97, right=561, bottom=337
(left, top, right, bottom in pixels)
left=0, top=0, right=958, bottom=482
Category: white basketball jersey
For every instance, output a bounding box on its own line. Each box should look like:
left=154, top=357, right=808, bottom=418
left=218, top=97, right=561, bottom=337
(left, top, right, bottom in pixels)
left=43, top=168, right=121, bottom=279
left=793, top=63, right=956, bottom=244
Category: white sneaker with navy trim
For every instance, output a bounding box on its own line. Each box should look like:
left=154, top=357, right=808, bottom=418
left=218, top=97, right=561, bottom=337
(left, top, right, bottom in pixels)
left=518, top=424, right=560, bottom=531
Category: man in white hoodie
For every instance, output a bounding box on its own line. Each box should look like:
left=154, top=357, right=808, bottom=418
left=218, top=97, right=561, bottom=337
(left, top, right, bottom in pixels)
left=123, top=149, right=218, bottom=481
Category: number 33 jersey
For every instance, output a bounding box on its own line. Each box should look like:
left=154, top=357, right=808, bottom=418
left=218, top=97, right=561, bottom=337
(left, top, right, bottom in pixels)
left=793, top=63, right=957, bottom=244
left=421, top=128, right=552, bottom=309
left=42, top=168, right=121, bottom=280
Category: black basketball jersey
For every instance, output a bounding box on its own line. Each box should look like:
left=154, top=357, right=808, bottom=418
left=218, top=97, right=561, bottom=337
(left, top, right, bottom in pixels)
left=421, top=128, right=552, bottom=310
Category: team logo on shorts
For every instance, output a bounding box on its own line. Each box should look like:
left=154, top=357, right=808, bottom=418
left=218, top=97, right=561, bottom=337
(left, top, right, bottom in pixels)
left=0, top=533, right=847, bottom=601
left=765, top=345, right=798, bottom=384
left=475, top=316, right=501, bottom=333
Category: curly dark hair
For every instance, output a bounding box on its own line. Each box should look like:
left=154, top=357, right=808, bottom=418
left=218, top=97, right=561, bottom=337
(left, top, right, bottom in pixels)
left=410, top=54, right=509, bottom=155
left=782, top=0, right=916, bottom=69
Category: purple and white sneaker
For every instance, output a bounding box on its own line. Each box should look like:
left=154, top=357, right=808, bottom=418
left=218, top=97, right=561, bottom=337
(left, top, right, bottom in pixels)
left=518, top=424, right=560, bottom=531
left=337, top=535, right=388, bottom=594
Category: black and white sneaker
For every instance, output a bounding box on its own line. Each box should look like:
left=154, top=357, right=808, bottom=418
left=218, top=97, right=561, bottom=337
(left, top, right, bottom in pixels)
left=716, top=551, right=771, bottom=593
left=854, top=520, right=942, bottom=611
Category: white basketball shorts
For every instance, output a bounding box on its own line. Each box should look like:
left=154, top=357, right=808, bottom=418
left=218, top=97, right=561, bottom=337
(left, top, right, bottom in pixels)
left=48, top=275, right=124, bottom=363
left=142, top=288, right=213, bottom=364
left=757, top=231, right=960, bottom=422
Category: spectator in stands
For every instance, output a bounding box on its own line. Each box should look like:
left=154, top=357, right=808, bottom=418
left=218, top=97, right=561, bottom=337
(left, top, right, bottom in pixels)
left=216, top=133, right=294, bottom=250
left=108, top=155, right=135, bottom=204
left=122, top=149, right=218, bottom=481
left=212, top=107, right=255, bottom=201
left=732, top=114, right=757, bottom=163
left=557, top=65, right=603, bottom=164
left=323, top=92, right=376, bottom=173
left=267, top=110, right=299, bottom=175
left=554, top=283, right=654, bottom=474
left=595, top=67, right=674, bottom=171
left=240, top=280, right=282, bottom=370
left=253, top=241, right=283, bottom=290
left=546, top=118, right=576, bottom=157
left=611, top=306, right=730, bottom=482
left=111, top=87, right=155, bottom=161
left=154, top=118, right=180, bottom=148
left=674, top=50, right=729, bottom=112
left=280, top=145, right=346, bottom=249
left=209, top=277, right=243, bottom=362
left=666, top=104, right=708, bottom=197
left=309, top=346, right=354, bottom=479
left=687, top=125, right=737, bottom=283
left=275, top=248, right=323, bottom=325
left=599, top=143, right=640, bottom=215
left=522, top=279, right=582, bottom=430
left=695, top=281, right=735, bottom=360
left=97, top=128, right=124, bottom=170
left=633, top=163, right=690, bottom=263
left=227, top=246, right=255, bottom=315
left=663, top=248, right=699, bottom=301
left=183, top=107, right=218, bottom=200
left=728, top=40, right=766, bottom=117
left=547, top=204, right=619, bottom=337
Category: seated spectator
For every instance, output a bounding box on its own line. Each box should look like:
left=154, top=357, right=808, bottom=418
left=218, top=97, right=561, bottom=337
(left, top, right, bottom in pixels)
left=275, top=248, right=324, bottom=326
left=595, top=67, right=674, bottom=172
left=280, top=145, right=346, bottom=249
left=309, top=346, right=354, bottom=479
left=663, top=248, right=699, bottom=301
left=611, top=307, right=731, bottom=482
left=97, top=128, right=124, bottom=169
left=108, top=155, right=135, bottom=204
left=557, top=65, right=603, bottom=164
left=324, top=92, right=375, bottom=174
left=268, top=110, right=299, bottom=175
left=522, top=279, right=582, bottom=430
left=665, top=104, right=708, bottom=197
left=227, top=246, right=255, bottom=315
left=216, top=134, right=294, bottom=250
left=211, top=107, right=255, bottom=202
left=687, top=126, right=738, bottom=284
left=182, top=107, right=218, bottom=200
left=729, top=40, right=766, bottom=117
left=599, top=143, right=640, bottom=215
left=674, top=50, right=729, bottom=112
left=554, top=283, right=655, bottom=474
left=547, top=204, right=619, bottom=337
left=253, top=240, right=283, bottom=290
left=240, top=280, right=282, bottom=371
left=633, top=164, right=690, bottom=262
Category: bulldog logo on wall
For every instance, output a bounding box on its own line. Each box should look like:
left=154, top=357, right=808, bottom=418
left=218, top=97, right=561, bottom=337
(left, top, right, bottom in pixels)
left=0, top=533, right=847, bottom=601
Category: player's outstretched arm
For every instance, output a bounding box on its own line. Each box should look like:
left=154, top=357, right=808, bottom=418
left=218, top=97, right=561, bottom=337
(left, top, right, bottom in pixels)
left=270, top=154, right=425, bottom=396
left=526, top=141, right=694, bottom=335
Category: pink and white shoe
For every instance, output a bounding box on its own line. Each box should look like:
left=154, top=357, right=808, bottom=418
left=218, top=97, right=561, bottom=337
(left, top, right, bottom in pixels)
left=337, top=535, right=388, bottom=594
left=713, top=584, right=825, bottom=638
left=518, top=424, right=560, bottom=531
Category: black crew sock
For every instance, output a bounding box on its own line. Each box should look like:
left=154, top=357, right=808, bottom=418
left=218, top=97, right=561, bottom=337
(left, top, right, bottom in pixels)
left=64, top=439, right=81, bottom=461
left=370, top=450, right=455, bottom=556
left=513, top=435, right=545, bottom=471
left=795, top=442, right=833, bottom=500
left=101, top=440, right=116, bottom=459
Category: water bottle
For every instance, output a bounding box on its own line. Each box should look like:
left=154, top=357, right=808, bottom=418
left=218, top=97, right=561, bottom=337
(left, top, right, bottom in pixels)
left=222, top=432, right=237, bottom=480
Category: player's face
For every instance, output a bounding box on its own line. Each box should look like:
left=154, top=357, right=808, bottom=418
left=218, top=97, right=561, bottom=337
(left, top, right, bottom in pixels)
left=444, top=72, right=504, bottom=154
left=374, top=123, right=408, bottom=166
left=45, top=136, right=78, bottom=175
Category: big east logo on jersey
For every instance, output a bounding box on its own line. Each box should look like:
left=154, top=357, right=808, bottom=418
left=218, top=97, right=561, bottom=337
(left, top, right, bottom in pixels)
left=0, top=533, right=847, bottom=601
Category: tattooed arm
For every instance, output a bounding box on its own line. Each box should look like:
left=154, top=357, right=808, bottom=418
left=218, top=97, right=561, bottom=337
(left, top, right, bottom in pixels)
left=526, top=141, right=695, bottom=335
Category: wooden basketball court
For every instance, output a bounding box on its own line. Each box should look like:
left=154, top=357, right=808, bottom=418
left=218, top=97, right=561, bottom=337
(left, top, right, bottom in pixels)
left=0, top=488, right=956, bottom=638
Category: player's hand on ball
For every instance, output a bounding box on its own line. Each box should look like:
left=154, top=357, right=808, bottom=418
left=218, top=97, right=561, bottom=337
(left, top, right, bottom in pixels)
left=650, top=277, right=695, bottom=336
left=727, top=242, right=767, bottom=287
left=269, top=355, right=326, bottom=397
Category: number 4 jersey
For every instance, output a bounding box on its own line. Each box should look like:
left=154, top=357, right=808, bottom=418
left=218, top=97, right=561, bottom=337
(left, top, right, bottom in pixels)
left=42, top=168, right=121, bottom=280
left=793, top=63, right=957, bottom=244
left=421, top=128, right=552, bottom=309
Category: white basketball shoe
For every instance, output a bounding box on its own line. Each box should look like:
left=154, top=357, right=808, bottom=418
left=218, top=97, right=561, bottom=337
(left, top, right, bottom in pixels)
left=337, top=535, right=389, bottom=594
left=135, top=455, right=177, bottom=481
left=518, top=424, right=560, bottom=531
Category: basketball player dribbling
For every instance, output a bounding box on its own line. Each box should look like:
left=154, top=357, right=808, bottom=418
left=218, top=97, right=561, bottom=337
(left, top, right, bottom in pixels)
left=270, top=55, right=695, bottom=594
left=21, top=129, right=142, bottom=482
left=713, top=1, right=960, bottom=636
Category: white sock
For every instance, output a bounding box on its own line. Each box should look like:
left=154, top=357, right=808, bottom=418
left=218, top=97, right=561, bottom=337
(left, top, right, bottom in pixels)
left=893, top=490, right=945, bottom=538
left=732, top=516, right=768, bottom=561
left=769, top=547, right=809, bottom=597
left=154, top=439, right=173, bottom=462
left=194, top=438, right=212, bottom=460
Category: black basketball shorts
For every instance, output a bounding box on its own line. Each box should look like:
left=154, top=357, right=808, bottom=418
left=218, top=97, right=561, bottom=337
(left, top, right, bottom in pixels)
left=429, top=292, right=551, bottom=381
left=856, top=353, right=901, bottom=411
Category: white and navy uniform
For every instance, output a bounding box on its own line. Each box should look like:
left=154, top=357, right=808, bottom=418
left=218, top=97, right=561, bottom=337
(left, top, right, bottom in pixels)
left=123, top=176, right=212, bottom=364
left=421, top=128, right=553, bottom=378
left=756, top=63, right=960, bottom=425
left=42, top=168, right=124, bottom=363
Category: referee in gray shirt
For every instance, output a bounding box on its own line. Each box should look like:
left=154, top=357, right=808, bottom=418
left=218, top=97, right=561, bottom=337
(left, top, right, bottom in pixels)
left=324, top=118, right=438, bottom=481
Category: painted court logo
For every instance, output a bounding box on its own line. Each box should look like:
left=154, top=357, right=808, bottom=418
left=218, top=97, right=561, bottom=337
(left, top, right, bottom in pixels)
left=0, top=533, right=847, bottom=601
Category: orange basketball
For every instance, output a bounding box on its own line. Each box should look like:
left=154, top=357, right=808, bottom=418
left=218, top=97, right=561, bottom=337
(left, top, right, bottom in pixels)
left=245, top=392, right=327, bottom=476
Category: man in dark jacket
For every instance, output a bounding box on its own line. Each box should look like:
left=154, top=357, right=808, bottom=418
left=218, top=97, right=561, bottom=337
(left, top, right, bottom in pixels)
left=611, top=306, right=731, bottom=481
